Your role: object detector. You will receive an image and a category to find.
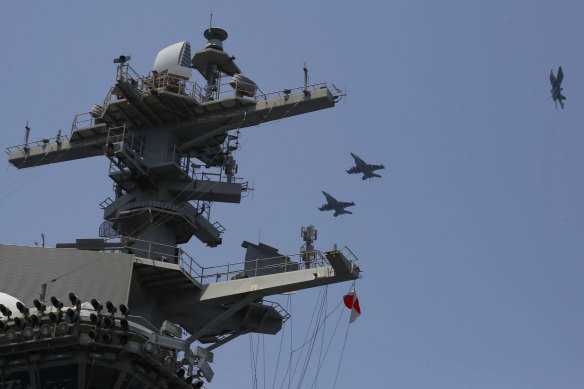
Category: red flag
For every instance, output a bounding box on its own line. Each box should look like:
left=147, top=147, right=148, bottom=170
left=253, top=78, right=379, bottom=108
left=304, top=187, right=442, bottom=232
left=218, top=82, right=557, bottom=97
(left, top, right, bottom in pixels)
left=343, top=290, right=361, bottom=323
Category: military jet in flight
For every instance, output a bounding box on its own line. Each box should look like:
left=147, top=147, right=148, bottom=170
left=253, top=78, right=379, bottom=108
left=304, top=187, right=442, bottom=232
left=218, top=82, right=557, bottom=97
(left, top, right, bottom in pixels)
left=347, top=153, right=385, bottom=180
left=550, top=66, right=566, bottom=109
left=318, top=191, right=355, bottom=217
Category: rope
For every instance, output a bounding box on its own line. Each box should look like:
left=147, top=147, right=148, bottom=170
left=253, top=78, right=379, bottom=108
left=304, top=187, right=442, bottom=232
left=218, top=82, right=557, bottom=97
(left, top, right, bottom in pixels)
left=332, top=321, right=351, bottom=389
left=271, top=293, right=291, bottom=389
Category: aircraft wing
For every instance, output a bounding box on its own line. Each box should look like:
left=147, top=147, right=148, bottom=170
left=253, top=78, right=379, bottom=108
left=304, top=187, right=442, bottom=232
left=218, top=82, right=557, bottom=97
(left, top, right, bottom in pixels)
left=347, top=166, right=360, bottom=174
left=338, top=201, right=355, bottom=209
left=350, top=153, right=366, bottom=168
left=322, top=191, right=338, bottom=205
left=557, top=66, right=564, bottom=84
left=319, top=203, right=333, bottom=211
left=550, top=69, right=556, bottom=86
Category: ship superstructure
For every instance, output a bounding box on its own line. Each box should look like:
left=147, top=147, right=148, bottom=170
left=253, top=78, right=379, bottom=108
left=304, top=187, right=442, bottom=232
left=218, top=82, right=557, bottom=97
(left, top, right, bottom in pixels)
left=0, top=26, right=359, bottom=388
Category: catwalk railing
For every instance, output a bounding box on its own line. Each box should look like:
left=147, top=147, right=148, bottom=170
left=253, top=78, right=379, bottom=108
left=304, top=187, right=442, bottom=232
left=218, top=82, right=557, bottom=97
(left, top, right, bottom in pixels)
left=101, top=236, right=358, bottom=286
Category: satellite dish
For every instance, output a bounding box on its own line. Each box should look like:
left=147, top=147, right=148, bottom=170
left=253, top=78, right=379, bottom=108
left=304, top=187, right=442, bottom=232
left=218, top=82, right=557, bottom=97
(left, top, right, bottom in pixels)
left=152, top=41, right=192, bottom=79
left=0, top=292, right=22, bottom=318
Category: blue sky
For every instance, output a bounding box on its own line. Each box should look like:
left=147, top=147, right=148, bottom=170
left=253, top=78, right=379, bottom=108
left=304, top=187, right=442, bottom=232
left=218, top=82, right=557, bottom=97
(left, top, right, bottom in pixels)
left=1, top=1, right=584, bottom=388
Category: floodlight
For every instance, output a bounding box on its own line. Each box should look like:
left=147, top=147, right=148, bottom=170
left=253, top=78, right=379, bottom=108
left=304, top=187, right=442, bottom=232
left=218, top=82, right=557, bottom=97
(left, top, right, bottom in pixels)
left=185, top=376, right=194, bottom=384
left=88, top=329, right=98, bottom=340
left=102, top=333, right=112, bottom=344
left=119, top=304, right=129, bottom=316
left=5, top=329, right=17, bottom=342
left=106, top=301, right=117, bottom=314
left=91, top=298, right=103, bottom=312
left=22, top=327, right=34, bottom=340
left=16, top=302, right=29, bottom=315
left=29, top=314, right=41, bottom=327
left=39, top=324, right=52, bottom=337
left=65, top=308, right=78, bottom=323
left=13, top=317, right=25, bottom=329
left=0, top=320, right=6, bottom=331
left=48, top=312, right=60, bottom=323
left=120, top=318, right=129, bottom=331
left=193, top=380, right=204, bottom=389
left=90, top=313, right=101, bottom=325
left=176, top=368, right=185, bottom=378
left=120, top=334, right=129, bottom=345
left=0, top=304, right=12, bottom=318
left=103, top=317, right=114, bottom=329
left=33, top=299, right=46, bottom=312
left=68, top=292, right=81, bottom=306
left=50, top=296, right=63, bottom=309
left=56, top=322, right=69, bottom=336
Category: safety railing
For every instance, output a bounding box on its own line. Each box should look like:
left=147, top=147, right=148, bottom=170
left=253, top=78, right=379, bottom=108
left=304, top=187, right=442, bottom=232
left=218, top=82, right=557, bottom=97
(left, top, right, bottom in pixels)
left=193, top=247, right=357, bottom=284
left=71, top=111, right=96, bottom=133
left=5, top=134, right=70, bottom=154
left=68, top=64, right=344, bottom=133
left=99, top=197, right=114, bottom=209
left=116, top=62, right=142, bottom=84
left=263, top=300, right=291, bottom=323
left=105, top=125, right=144, bottom=156
left=100, top=235, right=357, bottom=286
left=143, top=71, right=205, bottom=99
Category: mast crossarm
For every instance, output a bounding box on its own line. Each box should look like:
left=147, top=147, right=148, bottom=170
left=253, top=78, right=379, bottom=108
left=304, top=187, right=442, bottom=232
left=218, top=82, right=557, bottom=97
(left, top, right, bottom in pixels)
left=171, top=261, right=359, bottom=311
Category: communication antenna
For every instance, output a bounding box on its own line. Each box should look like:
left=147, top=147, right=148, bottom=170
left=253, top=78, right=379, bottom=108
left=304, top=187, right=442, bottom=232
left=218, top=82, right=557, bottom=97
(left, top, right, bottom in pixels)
left=300, top=225, right=317, bottom=268
left=41, top=233, right=45, bottom=248
left=24, top=121, right=31, bottom=149
left=303, top=62, right=309, bottom=96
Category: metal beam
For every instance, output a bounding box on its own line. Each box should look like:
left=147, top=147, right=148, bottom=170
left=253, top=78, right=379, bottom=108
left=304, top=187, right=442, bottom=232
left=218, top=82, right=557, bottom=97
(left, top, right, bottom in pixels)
left=170, top=260, right=359, bottom=312
left=184, top=293, right=256, bottom=346
left=205, top=330, right=248, bottom=351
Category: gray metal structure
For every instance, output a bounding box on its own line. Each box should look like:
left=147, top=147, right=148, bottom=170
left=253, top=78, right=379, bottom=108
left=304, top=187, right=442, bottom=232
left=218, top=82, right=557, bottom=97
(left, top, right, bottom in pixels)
left=347, top=152, right=385, bottom=180
left=1, top=26, right=360, bottom=388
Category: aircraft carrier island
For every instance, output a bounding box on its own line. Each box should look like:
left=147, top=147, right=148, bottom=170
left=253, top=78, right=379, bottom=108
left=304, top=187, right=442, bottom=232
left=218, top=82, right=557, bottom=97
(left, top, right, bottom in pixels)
left=0, top=25, right=360, bottom=388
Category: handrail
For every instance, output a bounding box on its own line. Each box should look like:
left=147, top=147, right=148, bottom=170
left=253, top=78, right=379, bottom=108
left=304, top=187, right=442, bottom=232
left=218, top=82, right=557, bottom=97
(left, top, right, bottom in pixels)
left=99, top=235, right=357, bottom=286
left=5, top=134, right=70, bottom=154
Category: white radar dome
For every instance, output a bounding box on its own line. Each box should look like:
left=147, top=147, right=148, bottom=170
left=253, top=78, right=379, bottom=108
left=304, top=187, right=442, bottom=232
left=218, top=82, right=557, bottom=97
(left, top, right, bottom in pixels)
left=153, top=41, right=192, bottom=79
left=0, top=292, right=21, bottom=318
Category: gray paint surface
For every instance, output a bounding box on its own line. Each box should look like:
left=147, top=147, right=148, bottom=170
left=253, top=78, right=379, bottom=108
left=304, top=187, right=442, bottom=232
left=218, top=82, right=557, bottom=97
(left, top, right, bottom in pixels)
left=0, top=244, right=133, bottom=306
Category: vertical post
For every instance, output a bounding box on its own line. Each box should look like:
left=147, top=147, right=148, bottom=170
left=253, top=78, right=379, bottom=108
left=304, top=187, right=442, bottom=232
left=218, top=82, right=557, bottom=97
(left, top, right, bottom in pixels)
left=303, top=63, right=309, bottom=96
left=40, top=283, right=47, bottom=302
left=24, top=122, right=31, bottom=149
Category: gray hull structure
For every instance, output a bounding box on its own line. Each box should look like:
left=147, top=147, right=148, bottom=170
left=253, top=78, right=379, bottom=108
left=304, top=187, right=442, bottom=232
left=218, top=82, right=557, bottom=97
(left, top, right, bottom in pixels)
left=1, top=27, right=359, bottom=388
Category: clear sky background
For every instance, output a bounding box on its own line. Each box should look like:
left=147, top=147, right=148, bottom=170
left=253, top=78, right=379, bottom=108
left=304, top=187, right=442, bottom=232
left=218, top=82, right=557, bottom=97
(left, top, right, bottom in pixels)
left=1, top=1, right=583, bottom=388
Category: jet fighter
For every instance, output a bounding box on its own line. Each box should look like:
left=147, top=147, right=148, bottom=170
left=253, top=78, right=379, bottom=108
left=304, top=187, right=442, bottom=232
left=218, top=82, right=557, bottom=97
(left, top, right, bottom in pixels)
left=550, top=66, right=566, bottom=109
left=318, top=191, right=355, bottom=217
left=347, top=153, right=385, bottom=180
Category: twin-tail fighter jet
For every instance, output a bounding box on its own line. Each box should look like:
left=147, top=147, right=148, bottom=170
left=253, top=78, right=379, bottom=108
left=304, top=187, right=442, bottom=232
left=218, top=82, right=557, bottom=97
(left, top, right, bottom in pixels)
left=318, top=191, right=355, bottom=217
left=347, top=152, right=385, bottom=180
left=550, top=66, right=566, bottom=109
